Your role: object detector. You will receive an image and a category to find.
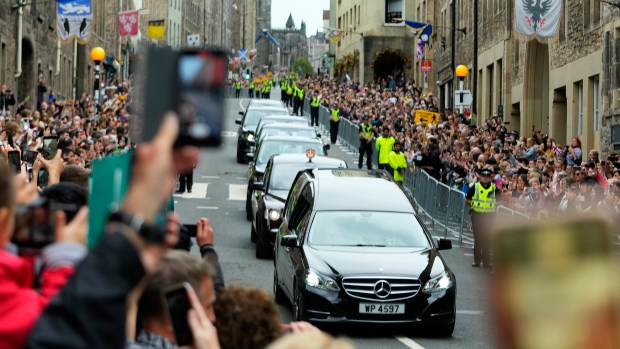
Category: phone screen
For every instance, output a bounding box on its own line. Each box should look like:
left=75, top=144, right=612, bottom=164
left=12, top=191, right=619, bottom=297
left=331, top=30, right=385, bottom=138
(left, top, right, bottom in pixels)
left=164, top=283, right=194, bottom=346
left=492, top=219, right=620, bottom=349
left=176, top=50, right=227, bottom=148
left=8, top=151, right=21, bottom=173
left=38, top=169, right=49, bottom=188
left=43, top=136, right=58, bottom=160
left=22, top=150, right=38, bottom=164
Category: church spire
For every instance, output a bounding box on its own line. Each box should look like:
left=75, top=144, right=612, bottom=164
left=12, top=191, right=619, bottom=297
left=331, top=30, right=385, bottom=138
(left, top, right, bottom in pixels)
left=286, top=13, right=295, bottom=29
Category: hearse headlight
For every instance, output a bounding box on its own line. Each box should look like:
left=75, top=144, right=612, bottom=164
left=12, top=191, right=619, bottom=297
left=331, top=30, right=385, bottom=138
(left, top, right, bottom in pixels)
left=305, top=269, right=339, bottom=292
left=422, top=272, right=454, bottom=294
left=268, top=209, right=281, bottom=221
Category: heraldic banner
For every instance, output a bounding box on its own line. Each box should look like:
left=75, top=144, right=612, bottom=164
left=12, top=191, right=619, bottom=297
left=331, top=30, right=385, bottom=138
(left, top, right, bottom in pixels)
left=57, top=0, right=93, bottom=44
left=515, top=0, right=561, bottom=41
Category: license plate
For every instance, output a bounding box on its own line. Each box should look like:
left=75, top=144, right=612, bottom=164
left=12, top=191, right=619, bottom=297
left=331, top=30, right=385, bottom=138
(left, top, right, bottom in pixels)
left=359, top=303, right=405, bottom=314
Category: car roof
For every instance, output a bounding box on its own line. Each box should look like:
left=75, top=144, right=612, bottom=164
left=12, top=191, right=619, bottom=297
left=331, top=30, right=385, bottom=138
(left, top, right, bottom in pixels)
left=271, top=154, right=346, bottom=167
left=261, top=122, right=314, bottom=130
left=312, top=169, right=414, bottom=213
left=261, top=135, right=323, bottom=143
left=246, top=106, right=288, bottom=112
left=259, top=115, right=305, bottom=121
left=249, top=100, right=284, bottom=107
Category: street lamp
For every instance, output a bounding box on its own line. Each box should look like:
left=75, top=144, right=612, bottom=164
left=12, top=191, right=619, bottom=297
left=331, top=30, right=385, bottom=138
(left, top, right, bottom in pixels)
left=91, top=47, right=105, bottom=115
left=455, top=64, right=468, bottom=114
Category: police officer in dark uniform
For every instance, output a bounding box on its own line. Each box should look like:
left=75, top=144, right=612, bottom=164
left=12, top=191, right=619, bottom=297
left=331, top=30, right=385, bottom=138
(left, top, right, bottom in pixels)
left=358, top=115, right=374, bottom=169
left=176, top=163, right=195, bottom=194
left=465, top=167, right=500, bottom=268
left=309, top=91, right=320, bottom=126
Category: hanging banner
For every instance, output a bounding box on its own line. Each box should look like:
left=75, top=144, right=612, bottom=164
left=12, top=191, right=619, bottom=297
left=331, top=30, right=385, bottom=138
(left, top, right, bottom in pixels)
left=515, top=0, right=561, bottom=40
left=187, top=34, right=200, bottom=47
left=57, top=0, right=93, bottom=44
left=118, top=10, right=139, bottom=37
left=148, top=20, right=166, bottom=39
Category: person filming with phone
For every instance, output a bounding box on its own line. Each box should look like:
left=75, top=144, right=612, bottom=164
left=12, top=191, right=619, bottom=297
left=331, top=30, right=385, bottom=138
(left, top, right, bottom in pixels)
left=1, top=84, right=16, bottom=117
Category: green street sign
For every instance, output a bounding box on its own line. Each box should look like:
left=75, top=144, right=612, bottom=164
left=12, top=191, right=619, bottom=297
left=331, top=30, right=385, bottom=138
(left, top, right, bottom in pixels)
left=325, top=57, right=334, bottom=68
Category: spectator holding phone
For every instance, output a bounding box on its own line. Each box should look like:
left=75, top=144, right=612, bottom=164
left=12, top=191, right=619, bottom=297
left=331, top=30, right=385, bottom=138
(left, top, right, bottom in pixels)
left=1, top=84, right=16, bottom=117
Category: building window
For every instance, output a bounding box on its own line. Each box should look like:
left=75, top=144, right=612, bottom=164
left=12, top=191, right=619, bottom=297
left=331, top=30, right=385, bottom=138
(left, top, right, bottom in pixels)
left=591, top=0, right=600, bottom=25
left=513, top=38, right=519, bottom=65
left=577, top=81, right=583, bottom=135
left=612, top=124, right=620, bottom=145
left=592, top=76, right=599, bottom=132
left=385, top=0, right=404, bottom=24
left=0, top=43, right=5, bottom=85
left=583, top=0, right=590, bottom=29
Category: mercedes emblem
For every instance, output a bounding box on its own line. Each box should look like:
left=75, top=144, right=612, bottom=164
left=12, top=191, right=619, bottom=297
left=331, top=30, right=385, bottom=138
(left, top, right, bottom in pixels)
left=373, top=280, right=391, bottom=298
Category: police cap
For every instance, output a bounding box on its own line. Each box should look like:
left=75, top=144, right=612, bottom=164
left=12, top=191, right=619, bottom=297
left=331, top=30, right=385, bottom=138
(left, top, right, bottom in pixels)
left=362, top=115, right=369, bottom=120
left=479, top=168, right=493, bottom=176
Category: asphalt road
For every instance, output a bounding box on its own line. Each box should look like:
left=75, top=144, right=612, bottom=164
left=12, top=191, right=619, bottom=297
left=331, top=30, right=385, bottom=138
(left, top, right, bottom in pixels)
left=173, top=90, right=498, bottom=349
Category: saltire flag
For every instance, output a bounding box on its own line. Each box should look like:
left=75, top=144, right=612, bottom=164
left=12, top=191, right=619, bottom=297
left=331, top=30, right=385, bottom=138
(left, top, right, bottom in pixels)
left=552, top=141, right=563, bottom=157
left=118, top=10, right=139, bottom=37
left=148, top=20, right=166, bottom=39
left=404, top=20, right=433, bottom=47
left=324, top=27, right=344, bottom=42
left=255, top=29, right=281, bottom=49
left=416, top=39, right=424, bottom=60
left=515, top=0, right=561, bottom=39
left=56, top=0, right=93, bottom=44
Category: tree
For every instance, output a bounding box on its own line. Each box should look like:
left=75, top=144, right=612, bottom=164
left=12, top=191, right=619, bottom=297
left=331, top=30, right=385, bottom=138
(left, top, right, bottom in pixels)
left=292, top=57, right=314, bottom=77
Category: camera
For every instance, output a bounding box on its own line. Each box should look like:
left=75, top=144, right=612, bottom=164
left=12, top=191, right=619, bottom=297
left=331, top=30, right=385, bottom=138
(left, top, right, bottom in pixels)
left=12, top=197, right=78, bottom=250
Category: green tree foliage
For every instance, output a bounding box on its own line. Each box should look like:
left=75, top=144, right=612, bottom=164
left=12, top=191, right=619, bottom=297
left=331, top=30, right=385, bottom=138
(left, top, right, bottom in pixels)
left=292, top=57, right=315, bottom=76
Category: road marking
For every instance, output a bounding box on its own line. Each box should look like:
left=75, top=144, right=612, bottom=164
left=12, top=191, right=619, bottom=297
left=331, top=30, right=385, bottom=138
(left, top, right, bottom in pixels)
left=182, top=183, right=208, bottom=199
left=197, top=206, right=219, bottom=210
left=394, top=336, right=426, bottom=349
left=235, top=177, right=247, bottom=180
left=228, top=184, right=247, bottom=201
left=239, top=99, right=246, bottom=111
left=222, top=131, right=238, bottom=137
left=464, top=253, right=474, bottom=256
left=201, top=176, right=220, bottom=179
left=457, top=310, right=487, bottom=315
left=174, top=201, right=178, bottom=204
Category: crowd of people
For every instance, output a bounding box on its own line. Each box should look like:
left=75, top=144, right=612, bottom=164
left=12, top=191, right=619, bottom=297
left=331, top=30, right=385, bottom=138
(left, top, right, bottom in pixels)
left=0, top=72, right=357, bottom=349
left=274, top=72, right=620, bottom=218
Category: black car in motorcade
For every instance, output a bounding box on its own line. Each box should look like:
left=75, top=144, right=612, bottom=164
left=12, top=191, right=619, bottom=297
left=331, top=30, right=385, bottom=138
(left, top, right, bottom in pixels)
left=249, top=116, right=310, bottom=147
left=254, top=123, right=325, bottom=151
left=273, top=168, right=456, bottom=336
left=244, top=136, right=329, bottom=221
left=236, top=106, right=289, bottom=163
left=250, top=153, right=347, bottom=259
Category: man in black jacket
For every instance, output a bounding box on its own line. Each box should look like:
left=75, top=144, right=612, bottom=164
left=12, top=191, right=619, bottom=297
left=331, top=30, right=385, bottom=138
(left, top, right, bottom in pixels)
left=0, top=84, right=16, bottom=117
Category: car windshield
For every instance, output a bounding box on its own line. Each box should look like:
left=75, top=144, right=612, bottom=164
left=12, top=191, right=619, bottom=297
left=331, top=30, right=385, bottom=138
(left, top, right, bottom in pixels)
left=244, top=109, right=288, bottom=128
left=308, top=211, right=430, bottom=248
left=261, top=128, right=316, bottom=141
left=270, top=163, right=317, bottom=191
left=257, top=141, right=325, bottom=167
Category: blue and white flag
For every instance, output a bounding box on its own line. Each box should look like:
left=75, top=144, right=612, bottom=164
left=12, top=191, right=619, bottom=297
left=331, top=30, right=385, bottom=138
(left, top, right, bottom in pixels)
left=57, top=0, right=93, bottom=44
left=238, top=48, right=248, bottom=61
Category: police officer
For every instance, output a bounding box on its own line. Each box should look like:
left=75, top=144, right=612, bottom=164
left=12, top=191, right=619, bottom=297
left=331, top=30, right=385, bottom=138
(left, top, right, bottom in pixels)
left=235, top=79, right=242, bottom=98
left=293, top=84, right=305, bottom=116
left=358, top=115, right=374, bottom=169
left=376, top=126, right=395, bottom=171
left=281, top=78, right=287, bottom=102
left=465, top=167, right=500, bottom=268
left=388, top=142, right=406, bottom=184
left=248, top=79, right=255, bottom=98
left=286, top=79, right=294, bottom=108
left=310, top=91, right=320, bottom=126
left=329, top=102, right=340, bottom=144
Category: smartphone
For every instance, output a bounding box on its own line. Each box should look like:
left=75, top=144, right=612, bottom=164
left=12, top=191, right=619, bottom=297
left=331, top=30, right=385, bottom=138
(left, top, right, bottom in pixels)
left=8, top=151, right=21, bottom=173
left=528, top=187, right=535, bottom=194
left=163, top=282, right=194, bottom=347
left=12, top=198, right=77, bottom=249
left=22, top=150, right=38, bottom=163
left=37, top=169, right=49, bottom=188
left=491, top=218, right=620, bottom=349
left=175, top=49, right=227, bottom=148
left=42, top=136, right=58, bottom=160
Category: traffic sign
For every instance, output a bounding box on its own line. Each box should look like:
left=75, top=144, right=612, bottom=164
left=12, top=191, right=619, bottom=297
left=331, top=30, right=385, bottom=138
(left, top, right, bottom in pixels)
left=421, top=60, right=432, bottom=72
left=454, top=89, right=473, bottom=107
left=415, top=110, right=440, bottom=125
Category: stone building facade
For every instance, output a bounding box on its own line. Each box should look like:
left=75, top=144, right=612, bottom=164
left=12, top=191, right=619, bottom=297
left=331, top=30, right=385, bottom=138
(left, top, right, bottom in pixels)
left=308, top=31, right=328, bottom=74
left=254, top=0, right=272, bottom=67
left=0, top=0, right=126, bottom=106
left=183, top=0, right=204, bottom=46
left=139, top=0, right=183, bottom=48
left=333, top=0, right=423, bottom=84
left=269, top=14, right=308, bottom=71
left=432, top=0, right=620, bottom=155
